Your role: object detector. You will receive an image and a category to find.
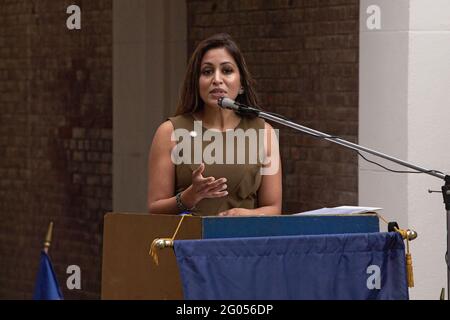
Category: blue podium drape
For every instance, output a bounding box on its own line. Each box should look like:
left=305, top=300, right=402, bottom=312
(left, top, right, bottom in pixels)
left=33, top=251, right=63, bottom=300
left=174, top=232, right=408, bottom=300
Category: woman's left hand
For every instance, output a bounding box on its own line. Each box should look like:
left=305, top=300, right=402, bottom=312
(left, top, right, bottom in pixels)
left=218, top=208, right=253, bottom=216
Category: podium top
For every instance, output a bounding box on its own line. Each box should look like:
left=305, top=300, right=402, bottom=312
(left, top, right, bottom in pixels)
left=200, top=213, right=379, bottom=239
left=105, top=212, right=379, bottom=239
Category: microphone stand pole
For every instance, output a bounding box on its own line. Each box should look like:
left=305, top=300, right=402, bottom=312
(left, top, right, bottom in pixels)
left=255, top=109, right=450, bottom=299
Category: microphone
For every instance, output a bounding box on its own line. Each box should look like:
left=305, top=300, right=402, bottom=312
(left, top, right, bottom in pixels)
left=217, top=97, right=260, bottom=115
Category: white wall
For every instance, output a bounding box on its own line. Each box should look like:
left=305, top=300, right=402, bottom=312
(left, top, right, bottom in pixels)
left=113, top=0, right=187, bottom=213
left=359, top=0, right=410, bottom=231
left=407, top=0, right=450, bottom=300
left=360, top=0, right=450, bottom=299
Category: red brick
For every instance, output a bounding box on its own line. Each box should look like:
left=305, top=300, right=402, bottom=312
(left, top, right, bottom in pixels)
left=0, top=1, right=112, bottom=299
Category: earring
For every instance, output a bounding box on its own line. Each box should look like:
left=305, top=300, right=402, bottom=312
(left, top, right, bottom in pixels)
left=238, top=87, right=244, bottom=95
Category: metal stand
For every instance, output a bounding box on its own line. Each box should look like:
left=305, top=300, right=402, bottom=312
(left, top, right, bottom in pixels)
left=442, top=176, right=450, bottom=298
left=255, top=109, right=449, bottom=298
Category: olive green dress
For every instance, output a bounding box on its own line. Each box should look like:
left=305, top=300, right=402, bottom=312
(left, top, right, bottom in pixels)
left=168, top=113, right=266, bottom=216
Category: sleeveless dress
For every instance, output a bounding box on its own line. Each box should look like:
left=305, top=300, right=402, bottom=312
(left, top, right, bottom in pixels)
left=168, top=113, right=266, bottom=216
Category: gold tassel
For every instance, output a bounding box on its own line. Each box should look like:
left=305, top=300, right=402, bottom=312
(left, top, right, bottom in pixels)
left=393, top=226, right=415, bottom=288
left=406, top=252, right=414, bottom=287
left=405, top=236, right=414, bottom=288
left=149, top=238, right=162, bottom=266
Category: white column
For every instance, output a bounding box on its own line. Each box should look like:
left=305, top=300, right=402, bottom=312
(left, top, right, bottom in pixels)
left=360, top=0, right=450, bottom=299
left=113, top=0, right=187, bottom=212
left=407, top=0, right=450, bottom=300
left=359, top=0, right=410, bottom=230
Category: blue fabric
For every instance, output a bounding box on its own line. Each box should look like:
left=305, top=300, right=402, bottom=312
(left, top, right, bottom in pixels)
left=33, top=251, right=64, bottom=300
left=174, top=232, right=408, bottom=300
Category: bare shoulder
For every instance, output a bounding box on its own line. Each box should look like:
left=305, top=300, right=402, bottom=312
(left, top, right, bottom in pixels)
left=157, top=120, right=174, bottom=135
left=152, top=120, right=175, bottom=148
left=264, top=121, right=274, bottom=131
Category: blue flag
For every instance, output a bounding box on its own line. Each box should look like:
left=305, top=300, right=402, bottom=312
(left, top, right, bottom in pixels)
left=174, top=232, right=408, bottom=300
left=33, top=251, right=64, bottom=300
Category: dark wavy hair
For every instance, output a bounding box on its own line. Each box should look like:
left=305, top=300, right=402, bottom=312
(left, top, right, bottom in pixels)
left=174, top=33, right=259, bottom=117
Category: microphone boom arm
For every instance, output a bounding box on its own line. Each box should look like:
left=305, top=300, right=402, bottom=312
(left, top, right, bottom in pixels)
left=258, top=110, right=446, bottom=180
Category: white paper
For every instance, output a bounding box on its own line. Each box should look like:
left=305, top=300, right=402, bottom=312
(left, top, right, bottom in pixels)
left=292, top=206, right=382, bottom=216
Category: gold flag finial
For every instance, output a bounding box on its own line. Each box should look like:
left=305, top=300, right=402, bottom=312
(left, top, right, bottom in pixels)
left=43, top=221, right=54, bottom=252
left=149, top=214, right=191, bottom=266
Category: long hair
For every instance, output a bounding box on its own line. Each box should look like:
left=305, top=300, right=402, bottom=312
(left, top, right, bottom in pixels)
left=174, top=33, right=259, bottom=117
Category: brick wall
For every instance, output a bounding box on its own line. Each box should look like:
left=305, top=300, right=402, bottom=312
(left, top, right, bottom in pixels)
left=0, top=0, right=111, bottom=299
left=187, top=0, right=359, bottom=213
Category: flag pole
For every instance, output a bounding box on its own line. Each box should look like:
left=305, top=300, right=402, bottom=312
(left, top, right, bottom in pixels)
left=43, top=221, right=53, bottom=254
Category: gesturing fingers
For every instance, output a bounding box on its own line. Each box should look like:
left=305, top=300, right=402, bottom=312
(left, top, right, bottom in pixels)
left=195, top=176, right=215, bottom=192
left=202, top=178, right=227, bottom=195
left=205, top=178, right=227, bottom=192
left=196, top=178, right=228, bottom=199
left=207, top=190, right=228, bottom=198
left=191, top=164, right=228, bottom=200
left=218, top=208, right=250, bottom=216
left=192, top=163, right=205, bottom=178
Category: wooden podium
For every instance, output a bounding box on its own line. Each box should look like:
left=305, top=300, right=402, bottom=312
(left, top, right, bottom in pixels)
left=101, top=212, right=379, bottom=300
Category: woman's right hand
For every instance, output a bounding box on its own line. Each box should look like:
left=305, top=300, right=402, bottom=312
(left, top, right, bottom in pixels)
left=181, top=163, right=228, bottom=208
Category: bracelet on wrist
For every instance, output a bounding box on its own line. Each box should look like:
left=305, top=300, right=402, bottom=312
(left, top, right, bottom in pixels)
left=176, top=191, right=196, bottom=212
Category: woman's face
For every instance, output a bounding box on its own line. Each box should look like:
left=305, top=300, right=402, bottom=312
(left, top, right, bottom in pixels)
left=199, top=47, right=242, bottom=109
